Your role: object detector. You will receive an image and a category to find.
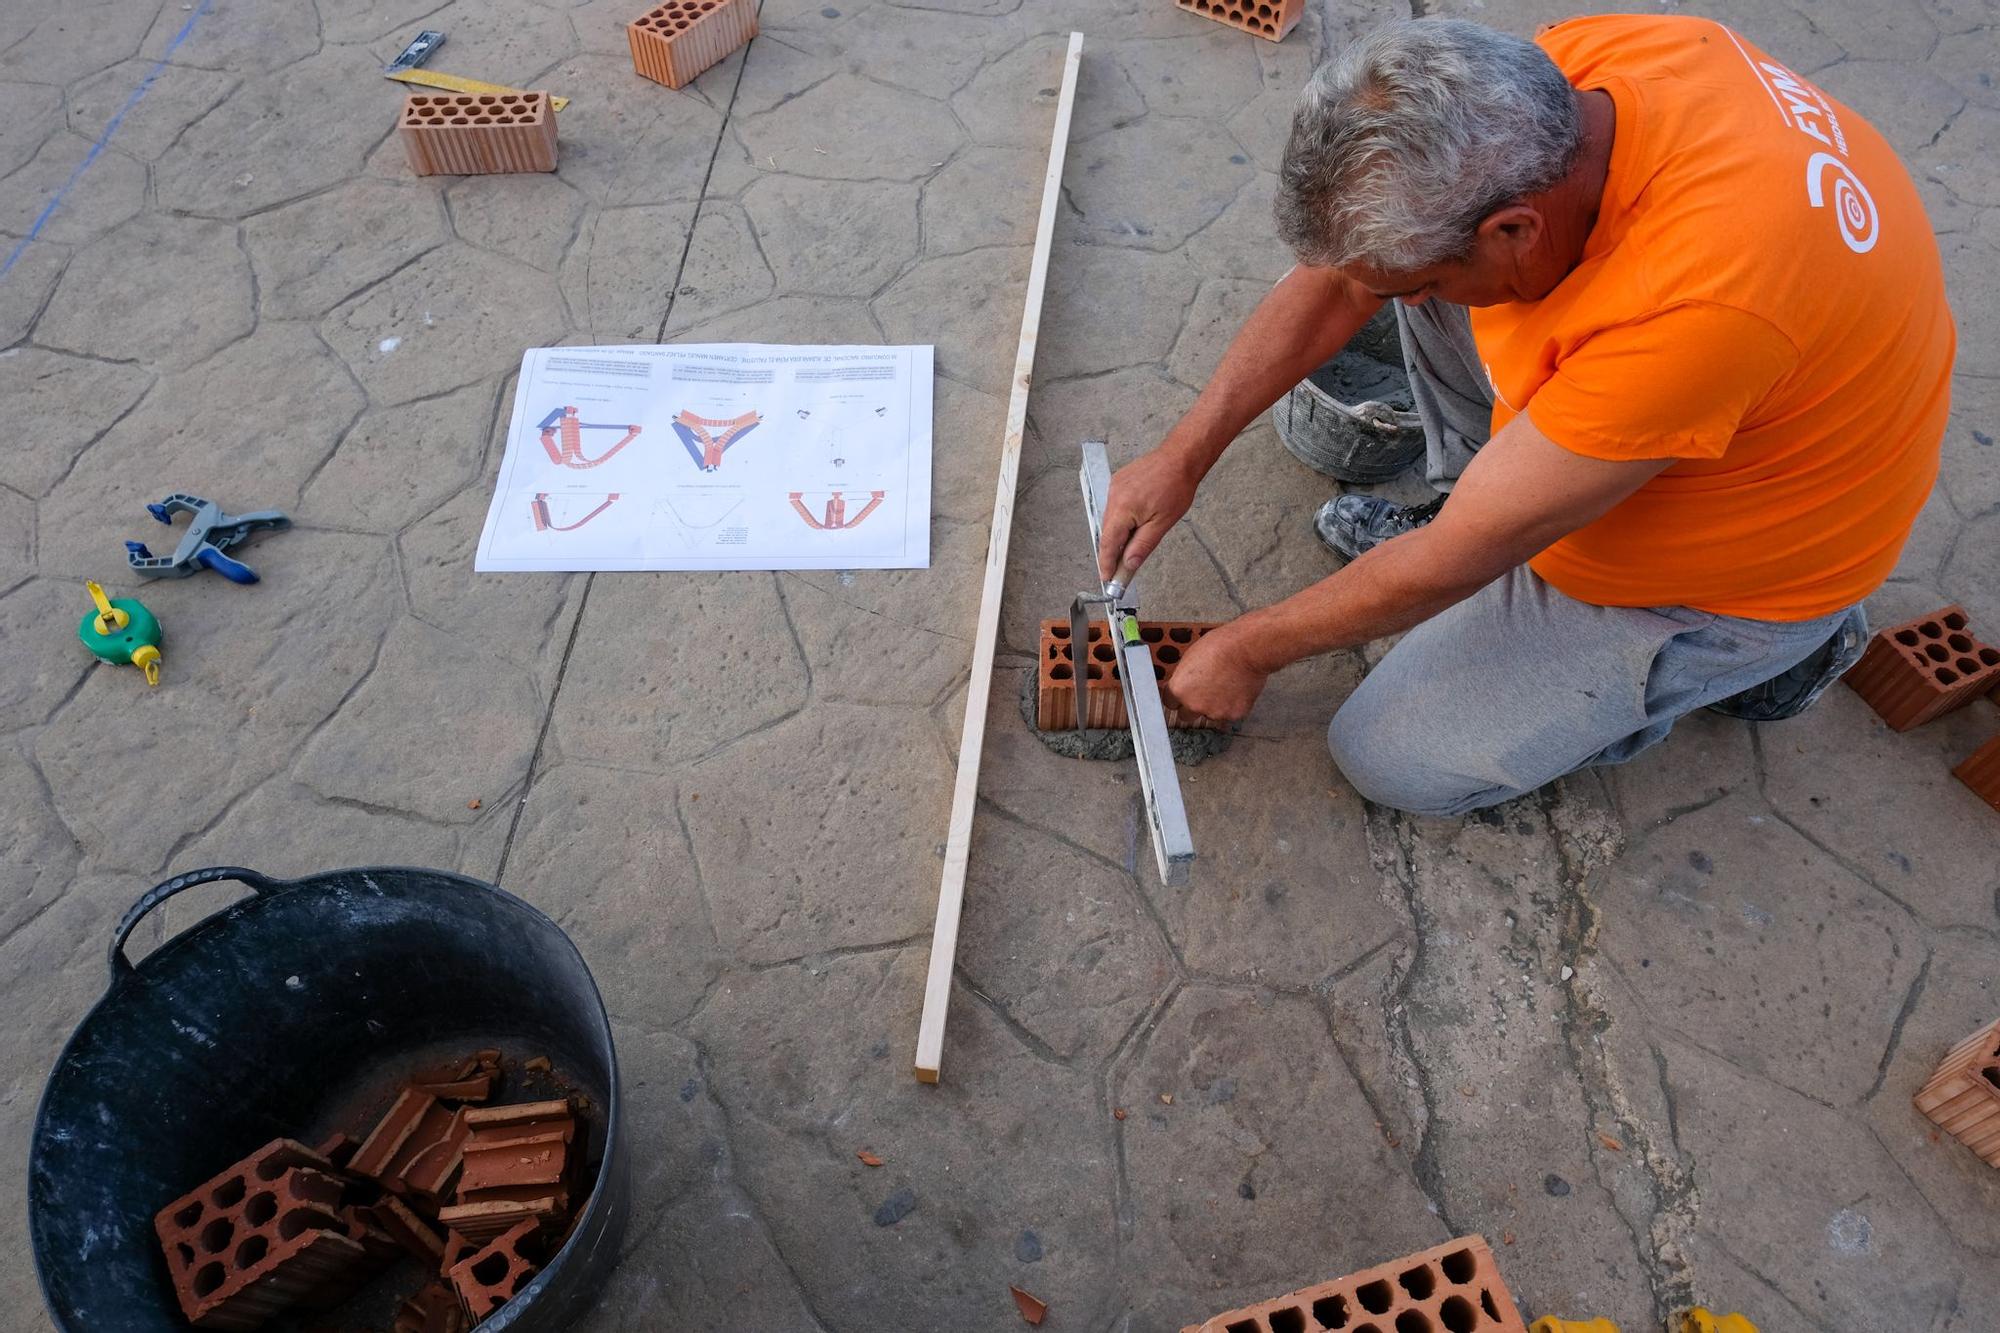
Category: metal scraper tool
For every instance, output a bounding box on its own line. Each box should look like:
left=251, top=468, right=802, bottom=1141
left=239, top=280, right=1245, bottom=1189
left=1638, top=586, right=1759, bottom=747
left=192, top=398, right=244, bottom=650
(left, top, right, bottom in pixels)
left=1073, top=440, right=1196, bottom=887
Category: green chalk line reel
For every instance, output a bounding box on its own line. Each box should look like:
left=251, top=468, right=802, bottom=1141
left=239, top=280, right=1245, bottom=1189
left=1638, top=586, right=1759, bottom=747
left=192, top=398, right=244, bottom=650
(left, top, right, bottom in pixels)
left=78, top=581, right=162, bottom=686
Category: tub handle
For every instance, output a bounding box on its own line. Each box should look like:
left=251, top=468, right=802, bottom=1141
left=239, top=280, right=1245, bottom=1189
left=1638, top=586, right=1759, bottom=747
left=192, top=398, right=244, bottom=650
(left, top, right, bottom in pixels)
left=109, top=866, right=283, bottom=978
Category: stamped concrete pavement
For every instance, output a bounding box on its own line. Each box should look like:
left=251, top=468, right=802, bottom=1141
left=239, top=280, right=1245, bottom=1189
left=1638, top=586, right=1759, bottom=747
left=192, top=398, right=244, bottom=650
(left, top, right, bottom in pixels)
left=1, top=0, right=1996, bottom=1329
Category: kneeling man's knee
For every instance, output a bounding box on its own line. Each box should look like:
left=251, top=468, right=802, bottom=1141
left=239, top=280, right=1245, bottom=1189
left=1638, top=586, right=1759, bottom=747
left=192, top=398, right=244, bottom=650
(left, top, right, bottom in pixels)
left=1327, top=699, right=1490, bottom=817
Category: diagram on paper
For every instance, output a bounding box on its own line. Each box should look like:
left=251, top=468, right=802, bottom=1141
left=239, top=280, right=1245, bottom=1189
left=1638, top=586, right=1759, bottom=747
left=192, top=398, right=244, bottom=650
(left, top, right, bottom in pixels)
left=474, top=343, right=933, bottom=572
left=670, top=410, right=762, bottom=472
left=538, top=408, right=642, bottom=469
left=529, top=493, right=620, bottom=531
left=788, top=491, right=886, bottom=530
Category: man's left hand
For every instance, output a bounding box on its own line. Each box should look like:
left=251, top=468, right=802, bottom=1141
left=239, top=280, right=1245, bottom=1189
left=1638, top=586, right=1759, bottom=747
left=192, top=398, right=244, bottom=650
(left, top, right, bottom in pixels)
left=1162, top=627, right=1268, bottom=723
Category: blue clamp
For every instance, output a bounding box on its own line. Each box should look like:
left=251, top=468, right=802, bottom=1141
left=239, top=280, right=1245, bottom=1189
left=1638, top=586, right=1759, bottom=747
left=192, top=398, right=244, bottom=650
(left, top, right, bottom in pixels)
left=125, top=494, right=293, bottom=585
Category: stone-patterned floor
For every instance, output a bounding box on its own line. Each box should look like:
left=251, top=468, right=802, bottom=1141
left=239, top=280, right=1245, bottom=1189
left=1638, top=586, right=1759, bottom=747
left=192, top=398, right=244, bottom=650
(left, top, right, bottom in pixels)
left=3, top=0, right=1997, bottom=1329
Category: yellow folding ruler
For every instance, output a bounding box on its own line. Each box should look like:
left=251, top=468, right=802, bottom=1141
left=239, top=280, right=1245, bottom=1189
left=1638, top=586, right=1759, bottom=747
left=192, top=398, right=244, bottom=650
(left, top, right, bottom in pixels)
left=385, top=68, right=569, bottom=113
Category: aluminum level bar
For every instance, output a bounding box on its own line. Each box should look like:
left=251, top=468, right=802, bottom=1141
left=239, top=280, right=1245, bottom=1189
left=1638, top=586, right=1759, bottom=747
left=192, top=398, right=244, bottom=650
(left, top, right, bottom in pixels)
left=1077, top=440, right=1195, bottom=887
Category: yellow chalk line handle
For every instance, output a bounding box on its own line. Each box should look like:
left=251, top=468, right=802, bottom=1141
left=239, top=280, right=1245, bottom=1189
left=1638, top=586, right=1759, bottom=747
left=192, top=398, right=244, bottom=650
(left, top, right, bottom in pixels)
left=385, top=68, right=569, bottom=112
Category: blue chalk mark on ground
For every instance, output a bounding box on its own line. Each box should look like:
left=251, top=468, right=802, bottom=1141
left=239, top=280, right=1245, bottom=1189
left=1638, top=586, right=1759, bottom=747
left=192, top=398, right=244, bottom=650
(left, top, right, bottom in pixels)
left=0, top=0, right=216, bottom=281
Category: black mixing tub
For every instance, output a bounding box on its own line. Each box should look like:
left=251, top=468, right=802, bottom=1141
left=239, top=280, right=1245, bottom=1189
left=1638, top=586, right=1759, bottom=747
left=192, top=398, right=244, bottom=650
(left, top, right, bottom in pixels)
left=28, top=866, right=629, bottom=1331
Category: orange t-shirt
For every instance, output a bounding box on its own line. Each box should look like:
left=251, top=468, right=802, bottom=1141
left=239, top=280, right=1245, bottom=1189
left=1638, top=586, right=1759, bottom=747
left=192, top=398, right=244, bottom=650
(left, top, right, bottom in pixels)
left=1471, top=15, right=1955, bottom=621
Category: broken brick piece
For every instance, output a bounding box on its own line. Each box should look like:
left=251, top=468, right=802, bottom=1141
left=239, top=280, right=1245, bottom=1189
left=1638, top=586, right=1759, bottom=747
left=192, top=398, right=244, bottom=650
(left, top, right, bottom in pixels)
left=1176, top=1235, right=1527, bottom=1333
left=1843, top=604, right=2000, bottom=731
left=394, top=1279, right=471, bottom=1333
left=1915, top=1017, right=2000, bottom=1168
left=371, top=1194, right=447, bottom=1264
left=350, top=1089, right=435, bottom=1181
left=412, top=1051, right=502, bottom=1103
left=1954, top=735, right=2000, bottom=813
left=399, top=91, right=558, bottom=176
left=1175, top=0, right=1304, bottom=43
left=1036, top=617, right=1225, bottom=732
left=447, top=1218, right=543, bottom=1322
left=441, top=1228, right=481, bottom=1276
left=351, top=1089, right=470, bottom=1201
left=395, top=1104, right=471, bottom=1200
left=628, top=0, right=758, bottom=90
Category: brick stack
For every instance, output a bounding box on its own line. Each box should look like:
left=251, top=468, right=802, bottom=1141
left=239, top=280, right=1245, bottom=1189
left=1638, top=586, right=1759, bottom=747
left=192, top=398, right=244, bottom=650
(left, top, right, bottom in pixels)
left=439, top=1099, right=578, bottom=1240
left=1915, top=1017, right=2000, bottom=1167
left=1036, top=617, right=1224, bottom=732
left=1176, top=0, right=1304, bottom=43
left=1178, top=1236, right=1528, bottom=1333
left=399, top=92, right=559, bottom=176
left=154, top=1049, right=579, bottom=1330
left=1844, top=604, right=2000, bottom=731
left=628, top=0, right=758, bottom=89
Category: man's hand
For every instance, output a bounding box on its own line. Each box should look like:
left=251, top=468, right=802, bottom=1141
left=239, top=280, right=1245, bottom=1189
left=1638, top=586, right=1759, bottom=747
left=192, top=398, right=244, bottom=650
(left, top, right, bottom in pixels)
left=1161, top=627, right=1268, bottom=723
left=1096, top=448, right=1203, bottom=587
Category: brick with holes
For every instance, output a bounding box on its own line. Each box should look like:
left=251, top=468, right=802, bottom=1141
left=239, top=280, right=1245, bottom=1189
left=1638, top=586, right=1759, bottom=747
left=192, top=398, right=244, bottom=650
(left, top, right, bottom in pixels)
left=1843, top=604, right=2000, bottom=731
left=399, top=91, right=558, bottom=176
left=1915, top=1016, right=2000, bottom=1167
left=1177, top=1235, right=1527, bottom=1333
left=628, top=0, right=758, bottom=89
left=447, top=1217, right=543, bottom=1321
left=152, top=1140, right=370, bottom=1330
left=1176, top=0, right=1304, bottom=43
left=1036, top=617, right=1225, bottom=732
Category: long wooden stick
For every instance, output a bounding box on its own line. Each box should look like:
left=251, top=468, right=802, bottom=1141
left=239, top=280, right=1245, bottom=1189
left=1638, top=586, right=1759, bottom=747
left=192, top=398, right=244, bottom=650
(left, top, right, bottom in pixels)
left=914, top=31, right=1085, bottom=1084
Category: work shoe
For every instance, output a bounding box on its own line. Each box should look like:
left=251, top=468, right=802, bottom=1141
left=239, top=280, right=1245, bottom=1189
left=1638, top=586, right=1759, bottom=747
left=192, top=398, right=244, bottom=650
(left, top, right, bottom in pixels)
left=1313, top=492, right=1445, bottom=561
left=1707, top=604, right=1868, bottom=722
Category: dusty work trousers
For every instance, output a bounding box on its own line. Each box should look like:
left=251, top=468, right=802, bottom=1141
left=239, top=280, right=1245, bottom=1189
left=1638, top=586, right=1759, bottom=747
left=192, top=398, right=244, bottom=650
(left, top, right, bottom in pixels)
left=1323, top=300, right=1860, bottom=817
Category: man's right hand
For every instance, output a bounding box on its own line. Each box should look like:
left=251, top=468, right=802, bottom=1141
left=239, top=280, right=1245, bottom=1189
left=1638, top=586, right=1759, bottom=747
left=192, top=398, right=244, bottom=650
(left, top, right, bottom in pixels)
left=1096, top=446, right=1204, bottom=587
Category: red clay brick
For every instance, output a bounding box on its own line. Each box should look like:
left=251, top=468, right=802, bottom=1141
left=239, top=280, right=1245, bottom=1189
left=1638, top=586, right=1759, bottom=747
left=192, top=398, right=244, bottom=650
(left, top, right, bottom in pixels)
left=1844, top=605, right=2000, bottom=731
left=1176, top=0, right=1304, bottom=42
left=399, top=91, right=558, bottom=176
left=350, top=1089, right=433, bottom=1180
left=154, top=1146, right=369, bottom=1330
left=1915, top=1017, right=2000, bottom=1167
left=412, top=1051, right=502, bottom=1103
left=1037, top=617, right=1225, bottom=732
left=154, top=1139, right=340, bottom=1322
left=1178, top=1235, right=1527, bottom=1333
left=1954, top=735, right=2000, bottom=813
left=351, top=1089, right=469, bottom=1201
left=447, top=1217, right=543, bottom=1322
left=628, top=0, right=758, bottom=89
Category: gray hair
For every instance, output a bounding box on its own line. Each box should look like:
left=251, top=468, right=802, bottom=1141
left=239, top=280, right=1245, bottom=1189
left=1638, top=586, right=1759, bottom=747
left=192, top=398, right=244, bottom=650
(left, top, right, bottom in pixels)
left=1276, top=19, right=1583, bottom=273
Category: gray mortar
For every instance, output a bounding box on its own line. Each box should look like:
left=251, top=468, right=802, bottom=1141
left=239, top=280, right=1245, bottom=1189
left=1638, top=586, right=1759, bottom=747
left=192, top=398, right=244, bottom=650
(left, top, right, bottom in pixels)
left=1017, top=664, right=1232, bottom=765
left=1308, top=350, right=1414, bottom=412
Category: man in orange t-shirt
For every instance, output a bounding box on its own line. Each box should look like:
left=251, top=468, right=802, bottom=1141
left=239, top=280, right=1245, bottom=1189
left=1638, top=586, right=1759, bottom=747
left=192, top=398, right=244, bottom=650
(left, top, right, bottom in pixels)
left=1094, top=14, right=1953, bottom=816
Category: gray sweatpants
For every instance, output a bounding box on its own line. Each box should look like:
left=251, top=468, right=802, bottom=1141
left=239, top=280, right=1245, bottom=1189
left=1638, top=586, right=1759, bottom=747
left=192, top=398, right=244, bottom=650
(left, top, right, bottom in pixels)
left=1323, top=301, right=1857, bottom=817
